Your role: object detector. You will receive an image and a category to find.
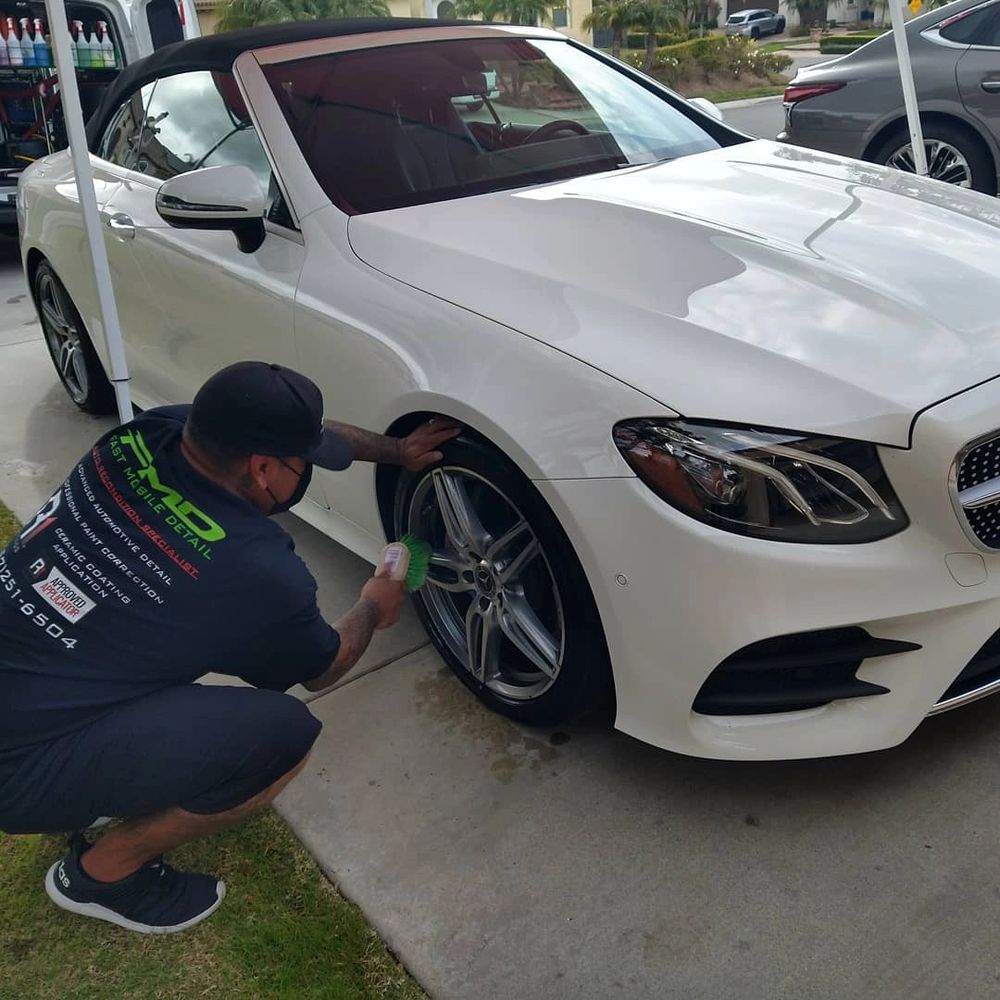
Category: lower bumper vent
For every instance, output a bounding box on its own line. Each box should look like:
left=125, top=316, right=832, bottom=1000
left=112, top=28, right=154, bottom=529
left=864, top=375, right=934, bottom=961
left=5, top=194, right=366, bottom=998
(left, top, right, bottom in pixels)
left=694, top=627, right=920, bottom=716
left=937, top=628, right=1000, bottom=706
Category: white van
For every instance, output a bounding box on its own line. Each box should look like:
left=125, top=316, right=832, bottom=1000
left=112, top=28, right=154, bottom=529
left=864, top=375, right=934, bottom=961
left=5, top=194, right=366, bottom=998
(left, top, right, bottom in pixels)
left=0, top=0, right=200, bottom=236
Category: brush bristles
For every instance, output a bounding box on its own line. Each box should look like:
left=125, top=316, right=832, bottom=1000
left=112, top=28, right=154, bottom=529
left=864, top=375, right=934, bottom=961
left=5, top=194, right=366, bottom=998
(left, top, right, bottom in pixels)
left=399, top=533, right=431, bottom=591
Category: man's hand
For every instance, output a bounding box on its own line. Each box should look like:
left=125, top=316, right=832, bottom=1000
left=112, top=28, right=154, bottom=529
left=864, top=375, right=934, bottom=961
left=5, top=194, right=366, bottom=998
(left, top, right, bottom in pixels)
left=361, top=575, right=406, bottom=630
left=397, top=419, right=463, bottom=472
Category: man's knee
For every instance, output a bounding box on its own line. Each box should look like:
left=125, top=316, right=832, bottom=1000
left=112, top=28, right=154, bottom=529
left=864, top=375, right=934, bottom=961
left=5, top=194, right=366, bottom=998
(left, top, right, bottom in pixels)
left=236, top=691, right=323, bottom=779
left=182, top=692, right=321, bottom=816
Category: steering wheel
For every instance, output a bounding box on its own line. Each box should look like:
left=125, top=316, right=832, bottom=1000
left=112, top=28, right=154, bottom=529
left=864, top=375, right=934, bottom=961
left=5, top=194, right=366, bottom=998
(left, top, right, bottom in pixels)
left=522, top=119, right=590, bottom=144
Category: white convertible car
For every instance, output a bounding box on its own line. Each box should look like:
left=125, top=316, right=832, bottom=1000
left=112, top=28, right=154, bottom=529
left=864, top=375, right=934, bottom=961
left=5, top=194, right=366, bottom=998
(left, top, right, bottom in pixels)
left=17, top=18, right=1000, bottom=760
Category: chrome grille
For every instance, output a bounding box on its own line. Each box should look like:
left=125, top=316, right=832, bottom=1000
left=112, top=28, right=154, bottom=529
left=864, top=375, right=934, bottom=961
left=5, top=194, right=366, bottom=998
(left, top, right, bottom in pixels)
left=955, top=434, right=1000, bottom=549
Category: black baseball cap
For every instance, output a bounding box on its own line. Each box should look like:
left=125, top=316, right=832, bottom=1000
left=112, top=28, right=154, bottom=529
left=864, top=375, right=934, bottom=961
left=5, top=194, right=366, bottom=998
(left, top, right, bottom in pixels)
left=187, top=361, right=353, bottom=470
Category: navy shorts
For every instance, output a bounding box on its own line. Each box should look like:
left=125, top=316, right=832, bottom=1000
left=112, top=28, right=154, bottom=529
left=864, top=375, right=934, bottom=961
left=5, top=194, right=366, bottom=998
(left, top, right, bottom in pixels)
left=0, top=685, right=321, bottom=835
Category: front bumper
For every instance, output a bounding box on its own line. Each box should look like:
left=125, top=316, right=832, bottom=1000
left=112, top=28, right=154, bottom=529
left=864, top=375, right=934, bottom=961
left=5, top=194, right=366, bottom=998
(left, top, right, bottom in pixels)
left=536, top=380, right=1000, bottom=760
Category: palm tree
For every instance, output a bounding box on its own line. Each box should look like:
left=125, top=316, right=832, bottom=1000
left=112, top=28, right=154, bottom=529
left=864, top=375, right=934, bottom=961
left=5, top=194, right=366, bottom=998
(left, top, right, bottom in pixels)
left=628, top=0, right=681, bottom=70
left=216, top=0, right=389, bottom=32
left=500, top=0, right=550, bottom=24
left=582, top=0, right=635, bottom=58
left=456, top=0, right=549, bottom=23
left=454, top=0, right=504, bottom=19
left=785, top=0, right=825, bottom=30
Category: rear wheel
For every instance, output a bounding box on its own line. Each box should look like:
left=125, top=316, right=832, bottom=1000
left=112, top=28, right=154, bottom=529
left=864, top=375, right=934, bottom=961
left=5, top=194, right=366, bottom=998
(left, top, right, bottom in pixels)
left=393, top=435, right=612, bottom=726
left=33, top=261, right=115, bottom=414
left=869, top=121, right=996, bottom=195
left=751, top=25, right=760, bottom=38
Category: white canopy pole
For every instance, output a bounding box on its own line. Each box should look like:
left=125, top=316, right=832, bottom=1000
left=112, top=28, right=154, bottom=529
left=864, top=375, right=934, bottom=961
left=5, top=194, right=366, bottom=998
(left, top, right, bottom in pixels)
left=887, top=0, right=928, bottom=176
left=42, top=0, right=133, bottom=421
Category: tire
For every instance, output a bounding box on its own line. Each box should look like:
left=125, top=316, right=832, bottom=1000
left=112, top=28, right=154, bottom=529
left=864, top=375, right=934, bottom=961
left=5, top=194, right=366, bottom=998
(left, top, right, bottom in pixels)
left=392, top=434, right=612, bottom=727
left=868, top=121, right=996, bottom=196
left=33, top=261, right=116, bottom=414
left=751, top=26, right=760, bottom=38
left=775, top=16, right=786, bottom=33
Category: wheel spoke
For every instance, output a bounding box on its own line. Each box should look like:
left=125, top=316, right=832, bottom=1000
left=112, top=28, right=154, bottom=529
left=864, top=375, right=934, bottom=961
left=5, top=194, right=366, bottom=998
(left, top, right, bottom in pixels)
left=41, top=300, right=65, bottom=333
left=488, top=519, right=540, bottom=585
left=59, top=342, right=74, bottom=377
left=432, top=469, right=489, bottom=555
left=465, top=600, right=500, bottom=683
left=48, top=283, right=69, bottom=326
left=427, top=549, right=476, bottom=593
left=498, top=594, right=559, bottom=679
left=70, top=346, right=88, bottom=393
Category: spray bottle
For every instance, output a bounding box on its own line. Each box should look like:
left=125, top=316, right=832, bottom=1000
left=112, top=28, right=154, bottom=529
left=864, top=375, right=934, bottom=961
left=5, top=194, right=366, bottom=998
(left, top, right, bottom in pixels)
left=33, top=18, right=50, bottom=68
left=69, top=20, right=81, bottom=67
left=4, top=16, right=21, bottom=67
left=18, top=17, right=34, bottom=67
left=96, top=21, right=115, bottom=68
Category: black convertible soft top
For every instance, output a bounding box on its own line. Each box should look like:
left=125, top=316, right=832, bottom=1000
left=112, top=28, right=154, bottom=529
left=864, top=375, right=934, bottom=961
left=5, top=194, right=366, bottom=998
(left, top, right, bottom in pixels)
left=85, top=17, right=479, bottom=150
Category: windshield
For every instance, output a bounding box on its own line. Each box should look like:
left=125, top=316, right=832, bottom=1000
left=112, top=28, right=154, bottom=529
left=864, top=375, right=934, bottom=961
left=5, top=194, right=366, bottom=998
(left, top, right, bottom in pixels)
left=262, top=36, right=720, bottom=214
left=727, top=13, right=748, bottom=22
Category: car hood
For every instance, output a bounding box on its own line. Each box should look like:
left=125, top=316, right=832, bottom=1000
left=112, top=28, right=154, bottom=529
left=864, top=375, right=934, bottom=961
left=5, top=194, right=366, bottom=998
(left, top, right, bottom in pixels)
left=348, top=139, right=1000, bottom=447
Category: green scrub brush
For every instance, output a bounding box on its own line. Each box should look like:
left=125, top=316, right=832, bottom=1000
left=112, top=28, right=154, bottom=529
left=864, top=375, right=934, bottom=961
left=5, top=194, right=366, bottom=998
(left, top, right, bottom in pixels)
left=379, top=533, right=431, bottom=591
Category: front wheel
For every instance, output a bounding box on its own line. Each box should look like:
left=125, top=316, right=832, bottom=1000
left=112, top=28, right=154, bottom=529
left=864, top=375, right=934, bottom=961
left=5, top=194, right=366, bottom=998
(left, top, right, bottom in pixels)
left=33, top=261, right=115, bottom=414
left=868, top=122, right=996, bottom=195
left=393, top=435, right=612, bottom=726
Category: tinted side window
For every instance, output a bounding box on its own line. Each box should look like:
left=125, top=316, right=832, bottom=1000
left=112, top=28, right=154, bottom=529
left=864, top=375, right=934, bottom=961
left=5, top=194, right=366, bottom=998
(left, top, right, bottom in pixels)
left=98, top=84, right=155, bottom=168
left=135, top=70, right=293, bottom=226
left=940, top=4, right=1000, bottom=45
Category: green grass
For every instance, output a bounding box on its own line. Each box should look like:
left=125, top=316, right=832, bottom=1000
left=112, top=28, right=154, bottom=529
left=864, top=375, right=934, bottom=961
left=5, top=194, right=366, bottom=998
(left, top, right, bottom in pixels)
left=0, top=500, right=425, bottom=1000
left=760, top=39, right=815, bottom=51
left=710, top=84, right=787, bottom=103
left=0, top=501, right=18, bottom=548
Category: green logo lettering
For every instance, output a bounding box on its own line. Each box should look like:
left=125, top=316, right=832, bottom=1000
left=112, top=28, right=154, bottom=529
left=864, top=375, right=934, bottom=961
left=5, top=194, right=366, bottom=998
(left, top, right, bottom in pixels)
left=118, top=430, right=227, bottom=543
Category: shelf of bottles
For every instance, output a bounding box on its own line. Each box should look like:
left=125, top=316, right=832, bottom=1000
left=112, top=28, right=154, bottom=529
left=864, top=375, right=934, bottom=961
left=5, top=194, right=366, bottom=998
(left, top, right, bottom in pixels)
left=0, top=15, right=120, bottom=74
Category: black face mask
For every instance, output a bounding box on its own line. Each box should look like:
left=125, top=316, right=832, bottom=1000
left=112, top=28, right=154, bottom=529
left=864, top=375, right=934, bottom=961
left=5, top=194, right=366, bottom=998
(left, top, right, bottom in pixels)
left=266, top=459, right=313, bottom=515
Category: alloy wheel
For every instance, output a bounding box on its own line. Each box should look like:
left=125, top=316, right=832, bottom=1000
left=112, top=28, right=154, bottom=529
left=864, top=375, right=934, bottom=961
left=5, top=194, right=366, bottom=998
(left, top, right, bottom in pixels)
left=37, top=272, right=89, bottom=404
left=407, top=466, right=566, bottom=701
left=886, top=139, right=973, bottom=188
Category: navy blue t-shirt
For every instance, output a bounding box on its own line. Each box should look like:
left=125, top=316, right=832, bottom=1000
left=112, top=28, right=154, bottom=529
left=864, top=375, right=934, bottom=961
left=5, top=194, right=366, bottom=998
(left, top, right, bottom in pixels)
left=0, top=406, right=340, bottom=752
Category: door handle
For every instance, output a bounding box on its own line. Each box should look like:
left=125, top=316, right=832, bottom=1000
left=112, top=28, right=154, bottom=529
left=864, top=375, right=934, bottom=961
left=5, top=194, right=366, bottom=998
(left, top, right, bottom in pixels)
left=981, top=79, right=1000, bottom=93
left=107, top=213, right=135, bottom=239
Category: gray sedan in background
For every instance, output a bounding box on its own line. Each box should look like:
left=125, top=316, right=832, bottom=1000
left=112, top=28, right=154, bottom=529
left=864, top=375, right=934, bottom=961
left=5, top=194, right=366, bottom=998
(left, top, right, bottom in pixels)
left=780, top=0, right=1000, bottom=194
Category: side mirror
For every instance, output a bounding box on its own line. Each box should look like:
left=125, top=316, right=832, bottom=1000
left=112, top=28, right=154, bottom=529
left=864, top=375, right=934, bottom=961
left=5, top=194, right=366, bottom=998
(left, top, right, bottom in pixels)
left=688, top=97, right=724, bottom=122
left=155, top=164, right=266, bottom=254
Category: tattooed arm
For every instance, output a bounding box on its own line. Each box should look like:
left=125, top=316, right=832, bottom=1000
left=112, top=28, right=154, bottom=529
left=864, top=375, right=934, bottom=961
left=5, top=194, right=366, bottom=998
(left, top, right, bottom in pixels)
left=325, top=418, right=462, bottom=471
left=301, top=577, right=405, bottom=692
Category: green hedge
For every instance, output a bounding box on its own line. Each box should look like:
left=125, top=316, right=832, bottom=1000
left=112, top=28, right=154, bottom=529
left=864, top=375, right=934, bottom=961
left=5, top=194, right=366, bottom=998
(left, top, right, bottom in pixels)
left=818, top=30, right=883, bottom=53
left=818, top=34, right=880, bottom=53
left=625, top=32, right=688, bottom=48
left=659, top=34, right=728, bottom=59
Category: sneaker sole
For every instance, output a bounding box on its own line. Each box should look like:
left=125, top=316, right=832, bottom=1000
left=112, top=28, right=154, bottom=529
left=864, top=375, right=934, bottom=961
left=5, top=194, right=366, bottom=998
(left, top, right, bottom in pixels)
left=44, top=862, right=226, bottom=934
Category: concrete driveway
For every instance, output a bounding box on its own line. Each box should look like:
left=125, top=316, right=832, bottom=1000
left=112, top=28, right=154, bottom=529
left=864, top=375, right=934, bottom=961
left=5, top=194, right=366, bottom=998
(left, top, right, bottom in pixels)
left=5, top=234, right=1000, bottom=1000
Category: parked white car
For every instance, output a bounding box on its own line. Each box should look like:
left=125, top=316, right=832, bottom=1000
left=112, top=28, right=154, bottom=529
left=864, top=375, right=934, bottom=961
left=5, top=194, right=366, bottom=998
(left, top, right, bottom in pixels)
left=724, top=8, right=785, bottom=37
left=18, top=19, right=1000, bottom=760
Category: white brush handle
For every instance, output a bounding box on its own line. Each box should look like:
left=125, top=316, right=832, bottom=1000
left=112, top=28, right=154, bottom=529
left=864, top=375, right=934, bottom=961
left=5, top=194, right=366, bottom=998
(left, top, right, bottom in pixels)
left=380, top=542, right=411, bottom=582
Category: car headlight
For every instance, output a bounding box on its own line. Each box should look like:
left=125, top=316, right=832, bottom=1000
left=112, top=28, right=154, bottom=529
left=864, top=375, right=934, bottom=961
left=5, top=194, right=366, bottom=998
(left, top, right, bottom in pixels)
left=613, top=419, right=908, bottom=543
